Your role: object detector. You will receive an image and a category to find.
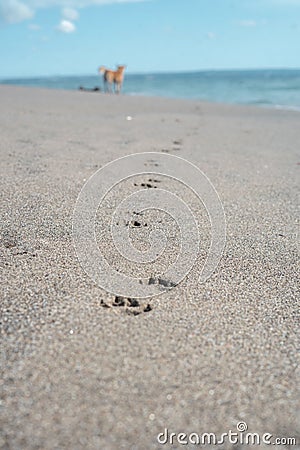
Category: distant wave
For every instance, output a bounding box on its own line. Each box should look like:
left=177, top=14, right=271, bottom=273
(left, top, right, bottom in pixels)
left=274, top=104, right=300, bottom=112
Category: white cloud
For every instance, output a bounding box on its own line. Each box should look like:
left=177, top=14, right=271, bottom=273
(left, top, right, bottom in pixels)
left=238, top=20, right=257, bottom=27
left=57, top=19, right=76, bottom=33
left=0, top=0, right=34, bottom=23
left=62, top=7, right=79, bottom=20
left=206, top=32, right=216, bottom=39
left=0, top=0, right=145, bottom=24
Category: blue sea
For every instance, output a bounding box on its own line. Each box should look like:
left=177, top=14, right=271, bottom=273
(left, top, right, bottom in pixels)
left=1, top=69, right=300, bottom=110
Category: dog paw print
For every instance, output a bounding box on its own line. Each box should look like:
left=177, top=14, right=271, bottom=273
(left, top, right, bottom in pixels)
left=144, top=159, right=159, bottom=168
left=172, top=139, right=182, bottom=151
left=1, top=231, right=37, bottom=257
left=148, top=277, right=177, bottom=289
left=161, top=139, right=183, bottom=153
left=133, top=178, right=161, bottom=189
left=100, top=297, right=153, bottom=316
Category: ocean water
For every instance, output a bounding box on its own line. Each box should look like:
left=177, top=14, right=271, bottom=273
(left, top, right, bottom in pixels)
left=1, top=69, right=300, bottom=110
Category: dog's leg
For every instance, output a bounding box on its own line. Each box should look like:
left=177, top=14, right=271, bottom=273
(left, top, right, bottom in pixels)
left=105, top=80, right=112, bottom=93
left=103, top=75, right=108, bottom=93
left=115, top=82, right=121, bottom=94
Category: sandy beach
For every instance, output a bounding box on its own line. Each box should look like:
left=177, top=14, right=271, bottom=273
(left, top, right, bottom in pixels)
left=0, top=85, right=299, bottom=449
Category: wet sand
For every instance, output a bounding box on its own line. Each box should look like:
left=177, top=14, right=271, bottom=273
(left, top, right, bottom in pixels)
left=0, top=85, right=299, bottom=449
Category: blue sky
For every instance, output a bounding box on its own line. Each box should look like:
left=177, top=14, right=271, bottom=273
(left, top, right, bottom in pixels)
left=0, top=0, right=299, bottom=78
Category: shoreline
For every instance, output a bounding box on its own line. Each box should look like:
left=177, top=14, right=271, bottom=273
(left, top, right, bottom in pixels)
left=1, top=83, right=300, bottom=115
left=1, top=67, right=300, bottom=112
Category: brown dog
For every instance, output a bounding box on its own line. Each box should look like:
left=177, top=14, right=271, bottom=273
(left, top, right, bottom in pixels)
left=98, top=65, right=126, bottom=94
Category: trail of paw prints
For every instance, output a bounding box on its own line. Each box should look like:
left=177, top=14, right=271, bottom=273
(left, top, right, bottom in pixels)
left=100, top=296, right=153, bottom=316
left=161, top=139, right=183, bottom=153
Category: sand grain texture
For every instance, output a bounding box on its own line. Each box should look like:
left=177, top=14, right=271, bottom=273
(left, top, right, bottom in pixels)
left=0, top=86, right=299, bottom=449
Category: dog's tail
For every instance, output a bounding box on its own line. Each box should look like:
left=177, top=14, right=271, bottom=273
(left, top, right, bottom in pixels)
left=98, top=66, right=106, bottom=74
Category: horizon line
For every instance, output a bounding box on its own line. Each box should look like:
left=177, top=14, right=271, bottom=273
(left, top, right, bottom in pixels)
left=1, top=66, right=300, bottom=80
